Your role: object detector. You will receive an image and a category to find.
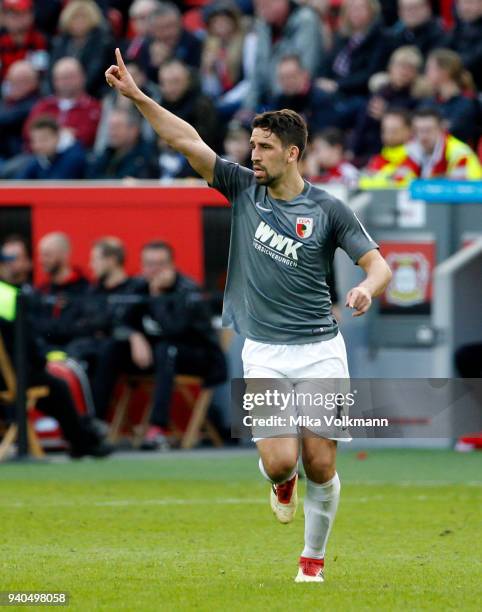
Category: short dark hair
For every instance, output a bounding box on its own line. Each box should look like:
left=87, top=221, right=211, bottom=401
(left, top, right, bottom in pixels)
left=142, top=240, right=174, bottom=260
left=383, top=107, right=412, bottom=128
left=94, top=237, right=125, bottom=266
left=313, top=128, right=345, bottom=148
left=412, top=107, right=443, bottom=123
left=1, top=234, right=31, bottom=258
left=252, top=109, right=308, bottom=159
left=29, top=115, right=59, bottom=133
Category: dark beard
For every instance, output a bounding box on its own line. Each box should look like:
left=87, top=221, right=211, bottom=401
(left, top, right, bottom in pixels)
left=255, top=172, right=281, bottom=187
left=255, top=175, right=273, bottom=186
left=49, top=262, right=62, bottom=277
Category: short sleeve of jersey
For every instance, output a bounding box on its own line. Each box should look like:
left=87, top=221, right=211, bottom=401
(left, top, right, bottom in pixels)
left=210, top=156, right=255, bottom=203
left=330, top=198, right=378, bottom=264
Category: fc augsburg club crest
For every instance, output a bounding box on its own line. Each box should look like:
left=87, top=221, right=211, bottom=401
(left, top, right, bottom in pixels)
left=296, top=217, right=313, bottom=239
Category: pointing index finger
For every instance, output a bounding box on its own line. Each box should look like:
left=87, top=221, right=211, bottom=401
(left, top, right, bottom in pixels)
left=115, top=47, right=126, bottom=71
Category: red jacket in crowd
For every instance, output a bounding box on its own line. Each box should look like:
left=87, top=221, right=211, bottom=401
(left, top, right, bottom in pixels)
left=24, top=94, right=102, bottom=148
left=309, top=161, right=360, bottom=189
left=0, top=26, right=47, bottom=80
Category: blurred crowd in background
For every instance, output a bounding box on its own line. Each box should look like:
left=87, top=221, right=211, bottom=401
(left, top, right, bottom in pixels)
left=0, top=0, right=481, bottom=186
left=0, top=231, right=229, bottom=453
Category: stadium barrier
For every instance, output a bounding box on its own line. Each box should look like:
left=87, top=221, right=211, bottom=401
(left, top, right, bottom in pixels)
left=433, top=239, right=482, bottom=378
left=0, top=181, right=227, bottom=286
left=334, top=182, right=482, bottom=379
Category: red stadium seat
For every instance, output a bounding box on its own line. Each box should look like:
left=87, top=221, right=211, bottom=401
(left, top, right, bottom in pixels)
left=107, top=374, right=222, bottom=449
left=46, top=360, right=90, bottom=415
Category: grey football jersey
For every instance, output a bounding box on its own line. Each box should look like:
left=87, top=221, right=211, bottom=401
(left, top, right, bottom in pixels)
left=211, top=156, right=378, bottom=344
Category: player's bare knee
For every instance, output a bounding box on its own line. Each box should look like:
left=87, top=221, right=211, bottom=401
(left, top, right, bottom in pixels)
left=258, top=438, right=298, bottom=482
left=303, top=452, right=336, bottom=483
left=262, top=453, right=297, bottom=483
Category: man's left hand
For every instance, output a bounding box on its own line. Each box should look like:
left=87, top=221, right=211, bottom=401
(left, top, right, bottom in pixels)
left=345, top=286, right=372, bottom=317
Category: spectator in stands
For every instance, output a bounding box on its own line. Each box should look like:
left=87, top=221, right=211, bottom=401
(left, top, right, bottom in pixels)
left=301, top=0, right=343, bottom=51
left=94, top=61, right=161, bottom=154
left=95, top=59, right=159, bottom=153
left=124, top=0, right=160, bottom=63
left=0, top=234, right=32, bottom=286
left=156, top=140, right=196, bottom=180
left=0, top=0, right=48, bottom=82
left=49, top=0, right=114, bottom=98
left=317, top=0, right=387, bottom=98
left=359, top=108, right=417, bottom=187
left=158, top=58, right=220, bottom=150
left=25, top=58, right=101, bottom=149
left=423, top=48, right=478, bottom=145
left=406, top=107, right=482, bottom=179
left=243, top=0, right=323, bottom=111
left=304, top=128, right=359, bottom=187
left=0, top=288, right=112, bottom=459
left=16, top=116, right=87, bottom=179
left=138, top=1, right=203, bottom=79
left=350, top=45, right=428, bottom=162
left=448, top=0, right=482, bottom=91
left=88, top=108, right=158, bottom=179
left=222, top=120, right=251, bottom=167
left=387, top=0, right=448, bottom=57
left=268, top=55, right=354, bottom=133
left=33, top=232, right=89, bottom=350
left=87, top=237, right=140, bottom=299
left=92, top=240, right=227, bottom=448
left=86, top=236, right=144, bottom=318
left=67, top=237, right=144, bottom=388
left=154, top=59, right=221, bottom=176
left=125, top=59, right=160, bottom=103
left=0, top=60, right=40, bottom=161
left=200, top=1, right=245, bottom=99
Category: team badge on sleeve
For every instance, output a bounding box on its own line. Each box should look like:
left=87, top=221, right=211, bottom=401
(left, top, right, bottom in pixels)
left=296, top=217, right=313, bottom=239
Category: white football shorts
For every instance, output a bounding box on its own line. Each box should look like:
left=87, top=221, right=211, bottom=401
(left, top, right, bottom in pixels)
left=242, top=332, right=352, bottom=442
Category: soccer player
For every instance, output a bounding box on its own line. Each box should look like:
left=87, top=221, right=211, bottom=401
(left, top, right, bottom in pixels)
left=105, top=49, right=392, bottom=583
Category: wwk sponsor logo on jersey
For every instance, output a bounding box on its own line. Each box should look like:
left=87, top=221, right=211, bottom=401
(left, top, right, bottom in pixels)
left=253, top=221, right=303, bottom=267
left=295, top=217, right=313, bottom=239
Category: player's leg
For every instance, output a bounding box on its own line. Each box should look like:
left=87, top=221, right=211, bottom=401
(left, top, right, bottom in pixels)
left=91, top=338, right=132, bottom=421
left=241, top=338, right=300, bottom=522
left=295, top=436, right=339, bottom=583
left=257, top=437, right=299, bottom=524
left=257, top=437, right=298, bottom=482
left=284, top=333, right=348, bottom=581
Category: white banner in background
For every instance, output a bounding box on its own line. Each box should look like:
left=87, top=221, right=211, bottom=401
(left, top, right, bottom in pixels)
left=397, top=191, right=426, bottom=228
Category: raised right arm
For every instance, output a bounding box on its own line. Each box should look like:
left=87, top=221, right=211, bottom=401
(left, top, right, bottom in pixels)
left=105, top=49, right=216, bottom=184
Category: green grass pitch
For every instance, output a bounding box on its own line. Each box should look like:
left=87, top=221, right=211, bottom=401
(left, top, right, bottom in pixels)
left=1, top=449, right=481, bottom=611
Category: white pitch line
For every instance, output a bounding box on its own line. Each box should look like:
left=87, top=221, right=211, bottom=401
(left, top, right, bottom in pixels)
left=0, top=498, right=265, bottom=509
left=0, top=488, right=480, bottom=510
left=95, top=498, right=265, bottom=507
left=343, top=480, right=482, bottom=487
